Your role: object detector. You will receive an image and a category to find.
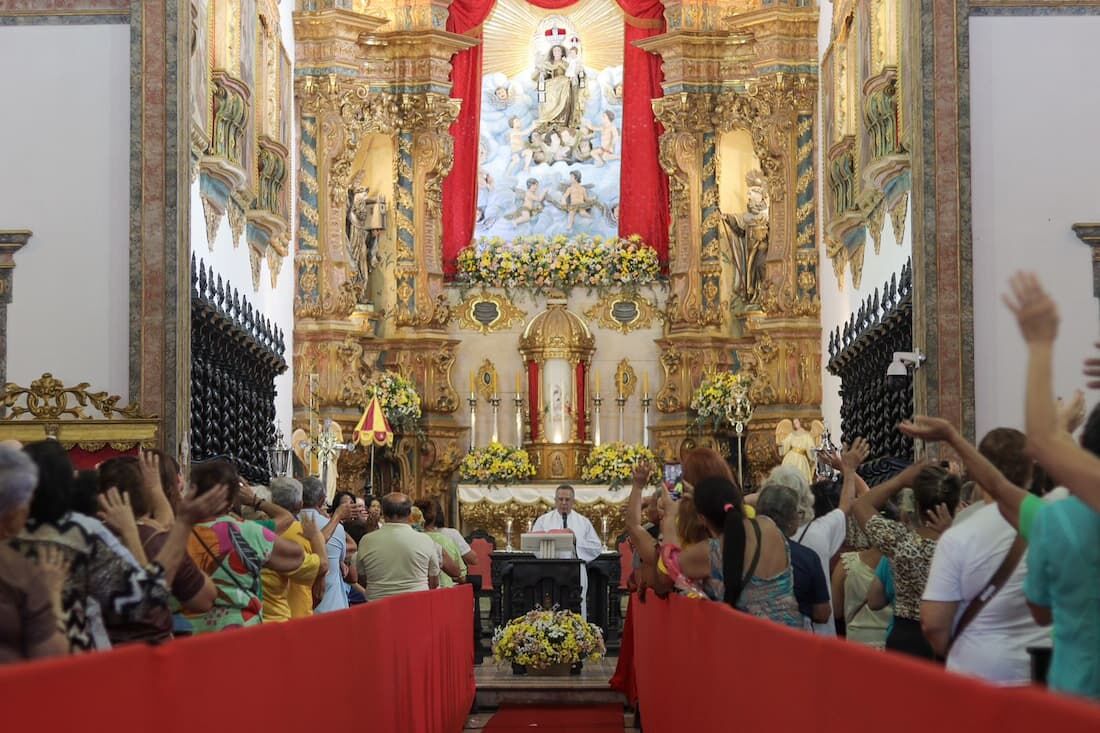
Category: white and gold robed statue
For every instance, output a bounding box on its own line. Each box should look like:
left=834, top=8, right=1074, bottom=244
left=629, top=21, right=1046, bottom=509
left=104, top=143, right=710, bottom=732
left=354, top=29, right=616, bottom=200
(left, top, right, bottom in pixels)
left=775, top=418, right=825, bottom=485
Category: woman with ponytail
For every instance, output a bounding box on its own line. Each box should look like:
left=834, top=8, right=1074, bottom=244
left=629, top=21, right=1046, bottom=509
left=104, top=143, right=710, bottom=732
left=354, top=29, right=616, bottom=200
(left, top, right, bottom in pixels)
left=668, top=476, right=801, bottom=628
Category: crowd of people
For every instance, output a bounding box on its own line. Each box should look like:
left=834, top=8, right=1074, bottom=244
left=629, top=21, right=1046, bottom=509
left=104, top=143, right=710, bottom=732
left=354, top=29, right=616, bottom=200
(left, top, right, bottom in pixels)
left=3, top=271, right=1098, bottom=712
left=623, top=273, right=1099, bottom=703
left=0, top=444, right=476, bottom=663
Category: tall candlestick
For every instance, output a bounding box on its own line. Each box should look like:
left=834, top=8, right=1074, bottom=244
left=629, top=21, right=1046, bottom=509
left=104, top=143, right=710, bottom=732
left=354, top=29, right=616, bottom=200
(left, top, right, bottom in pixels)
left=514, top=392, right=524, bottom=445
left=490, top=394, right=501, bottom=443
left=468, top=392, right=478, bottom=451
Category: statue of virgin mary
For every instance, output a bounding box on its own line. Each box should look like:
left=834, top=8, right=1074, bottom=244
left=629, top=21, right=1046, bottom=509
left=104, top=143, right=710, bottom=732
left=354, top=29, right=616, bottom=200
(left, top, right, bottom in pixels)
left=533, top=44, right=573, bottom=131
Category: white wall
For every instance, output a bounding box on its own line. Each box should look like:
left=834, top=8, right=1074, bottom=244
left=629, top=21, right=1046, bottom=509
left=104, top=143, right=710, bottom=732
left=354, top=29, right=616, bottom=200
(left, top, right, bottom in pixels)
left=970, top=17, right=1100, bottom=436
left=816, top=0, right=913, bottom=436
left=192, top=0, right=297, bottom=437
left=0, top=24, right=131, bottom=398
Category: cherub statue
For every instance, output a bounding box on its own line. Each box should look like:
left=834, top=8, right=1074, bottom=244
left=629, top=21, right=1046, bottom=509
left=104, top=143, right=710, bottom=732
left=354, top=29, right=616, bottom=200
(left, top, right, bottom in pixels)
left=504, top=178, right=547, bottom=225
left=550, top=170, right=603, bottom=229
left=775, top=418, right=825, bottom=485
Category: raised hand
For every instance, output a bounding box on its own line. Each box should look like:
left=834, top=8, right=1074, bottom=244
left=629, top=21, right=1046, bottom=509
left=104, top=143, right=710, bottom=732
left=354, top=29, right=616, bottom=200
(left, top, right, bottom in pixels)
left=841, top=437, right=871, bottom=472
left=97, top=487, right=138, bottom=534
left=898, top=416, right=957, bottom=443
left=237, top=481, right=257, bottom=509
left=176, top=484, right=229, bottom=525
left=818, top=450, right=843, bottom=472
left=632, top=460, right=654, bottom=489
left=139, top=450, right=162, bottom=492
left=332, top=501, right=352, bottom=523
left=300, top=514, right=318, bottom=538
left=36, top=544, right=72, bottom=599
left=1084, top=346, right=1100, bottom=390
left=1003, top=272, right=1059, bottom=344
left=1057, top=389, right=1087, bottom=432
left=924, top=503, right=954, bottom=534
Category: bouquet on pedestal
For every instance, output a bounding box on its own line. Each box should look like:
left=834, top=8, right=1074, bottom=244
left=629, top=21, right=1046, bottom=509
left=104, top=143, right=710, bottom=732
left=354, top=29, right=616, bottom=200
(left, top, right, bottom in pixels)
left=581, top=442, right=658, bottom=487
left=690, top=371, right=752, bottom=430
left=491, top=607, right=605, bottom=670
left=365, top=371, right=421, bottom=433
left=459, top=442, right=536, bottom=486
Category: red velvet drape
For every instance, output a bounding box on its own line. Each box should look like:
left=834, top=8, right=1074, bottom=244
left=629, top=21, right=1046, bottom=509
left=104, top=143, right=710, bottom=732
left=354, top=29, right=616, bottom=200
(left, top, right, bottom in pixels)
left=527, top=360, right=540, bottom=441
left=575, top=361, right=586, bottom=442
left=615, top=0, right=668, bottom=262
left=443, top=0, right=669, bottom=276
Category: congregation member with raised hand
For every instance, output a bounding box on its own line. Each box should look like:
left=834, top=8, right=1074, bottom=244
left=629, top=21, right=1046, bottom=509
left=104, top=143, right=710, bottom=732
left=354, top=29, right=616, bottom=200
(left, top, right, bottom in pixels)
left=180, top=460, right=306, bottom=633
left=853, top=457, right=961, bottom=659
left=898, top=418, right=1047, bottom=684
left=1004, top=272, right=1100, bottom=700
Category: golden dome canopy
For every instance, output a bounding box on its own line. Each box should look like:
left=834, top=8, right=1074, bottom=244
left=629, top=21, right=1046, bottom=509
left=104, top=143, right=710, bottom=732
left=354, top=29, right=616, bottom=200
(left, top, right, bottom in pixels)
left=519, top=302, right=595, bottom=360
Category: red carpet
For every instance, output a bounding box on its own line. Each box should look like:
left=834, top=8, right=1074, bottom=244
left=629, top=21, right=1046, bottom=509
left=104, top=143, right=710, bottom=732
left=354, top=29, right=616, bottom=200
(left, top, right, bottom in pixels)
left=485, top=704, right=623, bottom=732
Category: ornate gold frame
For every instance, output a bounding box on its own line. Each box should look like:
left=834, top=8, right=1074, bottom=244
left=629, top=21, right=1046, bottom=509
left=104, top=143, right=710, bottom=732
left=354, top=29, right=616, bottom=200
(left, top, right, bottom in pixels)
left=456, top=290, right=527, bottom=334
left=583, top=293, right=663, bottom=335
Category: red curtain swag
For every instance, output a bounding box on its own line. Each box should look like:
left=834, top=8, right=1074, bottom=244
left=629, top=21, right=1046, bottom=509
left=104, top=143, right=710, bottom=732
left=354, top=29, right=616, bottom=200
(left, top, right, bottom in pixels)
left=443, top=0, right=669, bottom=277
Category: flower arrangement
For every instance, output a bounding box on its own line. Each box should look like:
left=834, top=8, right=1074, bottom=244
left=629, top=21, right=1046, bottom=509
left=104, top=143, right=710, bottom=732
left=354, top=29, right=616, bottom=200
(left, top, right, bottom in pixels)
left=691, top=371, right=752, bottom=429
left=491, top=607, right=606, bottom=669
left=455, top=234, right=661, bottom=293
left=364, top=370, right=422, bottom=433
left=581, top=442, right=659, bottom=486
left=459, top=442, right=536, bottom=485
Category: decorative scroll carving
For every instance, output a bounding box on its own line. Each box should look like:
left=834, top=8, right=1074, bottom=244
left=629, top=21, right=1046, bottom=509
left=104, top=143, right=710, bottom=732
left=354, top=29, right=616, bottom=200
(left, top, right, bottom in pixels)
left=1, top=373, right=149, bottom=421
left=583, top=293, right=663, bottom=334
left=212, top=73, right=249, bottom=167
left=456, top=291, right=526, bottom=334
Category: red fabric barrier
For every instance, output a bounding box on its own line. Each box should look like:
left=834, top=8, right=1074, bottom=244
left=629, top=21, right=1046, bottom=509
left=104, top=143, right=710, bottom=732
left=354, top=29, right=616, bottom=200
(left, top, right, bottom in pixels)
left=630, top=593, right=1100, bottom=733
left=0, top=587, right=475, bottom=733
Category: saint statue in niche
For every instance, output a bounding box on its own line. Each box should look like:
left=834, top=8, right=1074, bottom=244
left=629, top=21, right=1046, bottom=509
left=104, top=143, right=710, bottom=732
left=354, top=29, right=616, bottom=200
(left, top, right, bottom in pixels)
left=721, top=169, right=770, bottom=305
left=345, top=172, right=386, bottom=305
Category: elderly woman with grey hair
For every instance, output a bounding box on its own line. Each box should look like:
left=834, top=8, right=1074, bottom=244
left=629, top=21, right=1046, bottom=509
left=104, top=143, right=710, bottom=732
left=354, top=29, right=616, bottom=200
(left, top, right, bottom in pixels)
left=765, top=438, right=870, bottom=635
left=260, top=477, right=325, bottom=622
left=0, top=445, right=69, bottom=663
left=756, top=483, right=831, bottom=630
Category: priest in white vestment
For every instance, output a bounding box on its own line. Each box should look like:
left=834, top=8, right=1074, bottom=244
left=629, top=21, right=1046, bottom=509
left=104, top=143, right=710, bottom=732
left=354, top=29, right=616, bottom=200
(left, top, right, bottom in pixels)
left=531, top=484, right=603, bottom=618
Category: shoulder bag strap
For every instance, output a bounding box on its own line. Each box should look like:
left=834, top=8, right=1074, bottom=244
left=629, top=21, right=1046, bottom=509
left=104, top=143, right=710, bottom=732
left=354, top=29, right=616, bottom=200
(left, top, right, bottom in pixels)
left=191, top=525, right=252, bottom=595
left=740, top=518, right=764, bottom=588
left=796, top=517, right=816, bottom=545
left=945, top=536, right=1027, bottom=655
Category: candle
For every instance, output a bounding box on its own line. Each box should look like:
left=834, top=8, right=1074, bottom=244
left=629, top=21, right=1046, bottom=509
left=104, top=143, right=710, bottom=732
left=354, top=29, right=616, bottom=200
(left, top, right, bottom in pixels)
left=642, top=371, right=649, bottom=396
left=515, top=372, right=522, bottom=395
left=594, top=370, right=600, bottom=396
left=469, top=371, right=476, bottom=396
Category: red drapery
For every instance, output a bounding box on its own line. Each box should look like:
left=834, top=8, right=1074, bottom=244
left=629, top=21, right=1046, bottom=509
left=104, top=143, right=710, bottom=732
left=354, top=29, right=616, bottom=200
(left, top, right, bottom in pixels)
left=527, top=360, right=540, bottom=441
left=443, top=0, right=669, bottom=277
left=630, top=594, right=1100, bottom=733
left=575, top=361, right=586, bottom=441
left=1, top=588, right=476, bottom=733
left=67, top=445, right=140, bottom=471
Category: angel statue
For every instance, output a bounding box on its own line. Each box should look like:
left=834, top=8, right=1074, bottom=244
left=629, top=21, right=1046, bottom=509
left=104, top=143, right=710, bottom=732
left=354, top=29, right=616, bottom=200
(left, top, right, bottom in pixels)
left=550, top=170, right=605, bottom=229
left=719, top=170, right=770, bottom=305
left=775, top=418, right=825, bottom=485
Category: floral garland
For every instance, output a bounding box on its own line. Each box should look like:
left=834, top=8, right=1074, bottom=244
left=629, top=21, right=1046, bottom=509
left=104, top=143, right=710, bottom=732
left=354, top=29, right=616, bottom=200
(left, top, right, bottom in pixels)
left=459, top=442, right=536, bottom=485
left=364, top=370, right=421, bottom=433
left=581, top=442, right=659, bottom=486
left=492, top=607, right=606, bottom=669
left=690, top=371, right=751, bottom=429
left=455, top=234, right=660, bottom=293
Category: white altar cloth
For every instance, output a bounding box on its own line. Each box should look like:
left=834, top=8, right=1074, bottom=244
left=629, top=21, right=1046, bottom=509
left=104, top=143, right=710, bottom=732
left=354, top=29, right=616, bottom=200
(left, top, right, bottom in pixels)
left=458, top=483, right=654, bottom=506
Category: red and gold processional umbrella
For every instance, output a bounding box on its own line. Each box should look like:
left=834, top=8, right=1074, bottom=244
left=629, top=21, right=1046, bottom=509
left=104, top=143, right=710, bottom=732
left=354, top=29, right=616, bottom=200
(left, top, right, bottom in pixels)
left=353, top=396, right=392, bottom=495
